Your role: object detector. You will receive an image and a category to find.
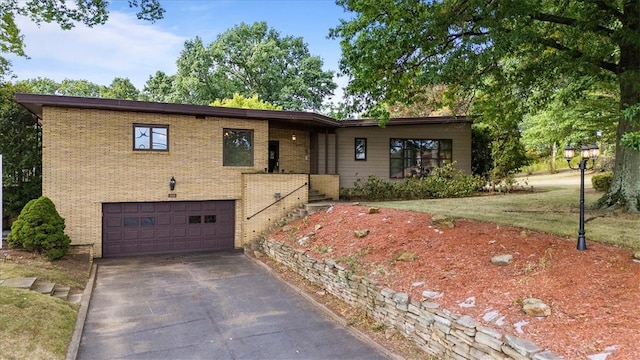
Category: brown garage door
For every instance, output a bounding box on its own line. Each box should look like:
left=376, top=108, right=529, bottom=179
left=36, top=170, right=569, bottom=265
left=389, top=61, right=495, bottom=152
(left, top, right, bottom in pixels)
left=102, top=201, right=235, bottom=257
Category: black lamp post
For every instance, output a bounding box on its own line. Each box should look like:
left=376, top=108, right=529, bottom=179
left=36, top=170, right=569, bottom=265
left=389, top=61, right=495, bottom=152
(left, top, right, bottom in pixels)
left=563, top=144, right=600, bottom=250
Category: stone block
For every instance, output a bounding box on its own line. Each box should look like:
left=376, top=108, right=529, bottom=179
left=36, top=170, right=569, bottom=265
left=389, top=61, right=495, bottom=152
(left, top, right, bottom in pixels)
left=475, top=332, right=504, bottom=352
left=504, top=334, right=542, bottom=356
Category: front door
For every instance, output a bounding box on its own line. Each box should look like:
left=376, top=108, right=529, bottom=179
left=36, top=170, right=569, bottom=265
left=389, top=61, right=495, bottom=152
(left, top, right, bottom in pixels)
left=268, top=140, right=279, bottom=173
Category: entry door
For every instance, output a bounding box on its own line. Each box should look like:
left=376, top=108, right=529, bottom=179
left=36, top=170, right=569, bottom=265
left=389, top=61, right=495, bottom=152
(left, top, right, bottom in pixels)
left=268, top=140, right=279, bottom=173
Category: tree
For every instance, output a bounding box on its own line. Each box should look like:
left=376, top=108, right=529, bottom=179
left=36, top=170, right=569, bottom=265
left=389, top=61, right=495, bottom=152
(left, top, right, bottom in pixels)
left=101, top=77, right=140, bottom=100
left=0, top=82, right=41, bottom=223
left=211, top=93, right=282, bottom=110
left=7, top=196, right=71, bottom=260
left=142, top=71, right=174, bottom=102
left=170, top=22, right=337, bottom=111
left=1, top=0, right=164, bottom=77
left=331, top=0, right=640, bottom=212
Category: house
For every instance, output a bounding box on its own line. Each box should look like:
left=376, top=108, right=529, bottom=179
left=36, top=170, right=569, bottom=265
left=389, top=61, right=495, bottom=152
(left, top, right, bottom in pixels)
left=15, top=93, right=472, bottom=258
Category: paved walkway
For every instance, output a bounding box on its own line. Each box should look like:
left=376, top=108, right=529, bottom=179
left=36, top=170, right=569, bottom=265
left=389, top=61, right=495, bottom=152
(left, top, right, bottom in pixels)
left=77, top=251, right=389, bottom=360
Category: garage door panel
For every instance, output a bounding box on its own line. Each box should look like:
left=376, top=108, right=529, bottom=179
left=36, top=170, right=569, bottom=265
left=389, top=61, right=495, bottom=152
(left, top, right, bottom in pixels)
left=156, top=229, right=171, bottom=238
left=103, top=201, right=235, bottom=257
left=203, top=228, right=217, bottom=236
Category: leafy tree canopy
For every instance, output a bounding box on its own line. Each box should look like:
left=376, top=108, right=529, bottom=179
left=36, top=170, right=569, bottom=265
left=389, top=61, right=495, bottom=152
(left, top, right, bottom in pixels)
left=331, top=0, right=640, bottom=211
left=0, top=81, right=41, bottom=222
left=0, top=0, right=164, bottom=77
left=167, top=22, right=337, bottom=111
left=211, top=93, right=283, bottom=110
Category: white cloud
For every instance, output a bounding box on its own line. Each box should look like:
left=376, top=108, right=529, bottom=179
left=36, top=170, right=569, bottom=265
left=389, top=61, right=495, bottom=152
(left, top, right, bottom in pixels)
left=8, top=12, right=186, bottom=89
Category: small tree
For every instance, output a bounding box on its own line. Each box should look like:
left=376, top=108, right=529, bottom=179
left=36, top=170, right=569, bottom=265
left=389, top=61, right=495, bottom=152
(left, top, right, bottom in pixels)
left=6, top=196, right=71, bottom=260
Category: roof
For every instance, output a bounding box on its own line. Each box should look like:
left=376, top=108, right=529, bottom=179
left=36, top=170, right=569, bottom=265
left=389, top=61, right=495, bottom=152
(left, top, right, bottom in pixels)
left=14, top=93, right=472, bottom=128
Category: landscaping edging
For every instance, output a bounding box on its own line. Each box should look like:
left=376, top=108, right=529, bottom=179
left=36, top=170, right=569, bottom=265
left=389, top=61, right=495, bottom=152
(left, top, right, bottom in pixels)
left=261, top=238, right=561, bottom=360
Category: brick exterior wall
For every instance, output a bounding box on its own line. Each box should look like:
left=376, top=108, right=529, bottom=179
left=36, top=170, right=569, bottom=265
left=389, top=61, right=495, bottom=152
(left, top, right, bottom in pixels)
left=42, top=107, right=269, bottom=257
left=309, top=174, right=340, bottom=200
left=269, top=128, right=310, bottom=173
left=242, top=174, right=309, bottom=245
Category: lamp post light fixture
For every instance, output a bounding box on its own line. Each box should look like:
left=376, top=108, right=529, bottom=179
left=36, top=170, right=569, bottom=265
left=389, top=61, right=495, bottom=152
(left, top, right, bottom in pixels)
left=563, top=144, right=600, bottom=250
left=169, top=176, right=176, bottom=191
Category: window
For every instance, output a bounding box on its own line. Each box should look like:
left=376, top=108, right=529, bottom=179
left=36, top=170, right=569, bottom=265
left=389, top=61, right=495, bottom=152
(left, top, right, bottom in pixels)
left=389, top=139, right=452, bottom=178
left=355, top=138, right=367, bottom=161
left=189, top=216, right=202, bottom=224
left=134, top=125, right=168, bottom=151
left=223, top=129, right=254, bottom=166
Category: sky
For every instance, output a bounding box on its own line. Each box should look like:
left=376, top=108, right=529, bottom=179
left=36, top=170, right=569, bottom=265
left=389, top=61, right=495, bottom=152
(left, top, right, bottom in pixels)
left=6, top=0, right=351, bottom=98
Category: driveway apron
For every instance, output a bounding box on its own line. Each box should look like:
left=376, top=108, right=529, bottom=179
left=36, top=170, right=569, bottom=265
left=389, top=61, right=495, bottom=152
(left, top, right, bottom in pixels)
left=77, top=251, right=388, bottom=359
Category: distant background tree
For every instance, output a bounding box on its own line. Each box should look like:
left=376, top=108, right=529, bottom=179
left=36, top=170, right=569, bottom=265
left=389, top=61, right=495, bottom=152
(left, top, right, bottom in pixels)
left=101, top=77, right=140, bottom=100
left=0, top=0, right=165, bottom=78
left=211, top=93, right=282, bottom=110
left=331, top=0, right=640, bottom=211
left=141, top=71, right=174, bottom=102
left=165, top=22, right=337, bottom=111
left=0, top=82, right=41, bottom=228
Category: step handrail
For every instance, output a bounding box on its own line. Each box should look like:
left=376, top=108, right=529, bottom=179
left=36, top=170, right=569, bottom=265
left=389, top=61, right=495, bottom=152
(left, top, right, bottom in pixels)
left=246, top=182, right=308, bottom=220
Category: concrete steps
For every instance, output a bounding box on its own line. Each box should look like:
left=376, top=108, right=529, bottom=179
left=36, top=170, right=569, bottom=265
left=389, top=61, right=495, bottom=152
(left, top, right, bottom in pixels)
left=0, top=277, right=81, bottom=304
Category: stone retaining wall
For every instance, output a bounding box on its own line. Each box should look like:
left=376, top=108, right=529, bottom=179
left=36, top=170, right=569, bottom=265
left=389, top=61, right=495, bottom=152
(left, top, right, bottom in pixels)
left=261, top=238, right=561, bottom=360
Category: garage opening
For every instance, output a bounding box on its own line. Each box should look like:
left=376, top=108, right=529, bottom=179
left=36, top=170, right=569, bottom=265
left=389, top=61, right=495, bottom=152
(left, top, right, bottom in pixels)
left=102, top=200, right=235, bottom=257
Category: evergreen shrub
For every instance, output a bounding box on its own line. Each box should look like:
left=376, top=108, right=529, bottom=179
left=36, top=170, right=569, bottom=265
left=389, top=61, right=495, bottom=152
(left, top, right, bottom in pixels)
left=6, top=196, right=71, bottom=260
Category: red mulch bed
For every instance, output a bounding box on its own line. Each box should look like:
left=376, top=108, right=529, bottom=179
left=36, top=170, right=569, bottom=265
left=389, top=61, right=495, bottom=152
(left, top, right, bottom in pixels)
left=268, top=204, right=640, bottom=359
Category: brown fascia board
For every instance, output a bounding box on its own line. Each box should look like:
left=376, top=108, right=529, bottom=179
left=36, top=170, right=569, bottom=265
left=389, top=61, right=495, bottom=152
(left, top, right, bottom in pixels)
left=339, top=116, right=473, bottom=127
left=14, top=93, right=340, bottom=128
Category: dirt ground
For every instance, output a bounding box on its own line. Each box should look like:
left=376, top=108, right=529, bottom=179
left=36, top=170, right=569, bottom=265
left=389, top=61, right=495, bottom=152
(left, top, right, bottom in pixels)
left=267, top=203, right=640, bottom=359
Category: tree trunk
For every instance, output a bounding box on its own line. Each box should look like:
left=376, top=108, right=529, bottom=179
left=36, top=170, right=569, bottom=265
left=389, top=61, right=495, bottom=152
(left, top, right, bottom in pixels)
left=596, top=2, right=640, bottom=212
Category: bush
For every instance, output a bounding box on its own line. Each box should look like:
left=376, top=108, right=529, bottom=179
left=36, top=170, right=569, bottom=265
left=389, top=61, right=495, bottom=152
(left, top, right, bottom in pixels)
left=6, top=196, right=71, bottom=260
left=592, top=172, right=613, bottom=192
left=340, top=163, right=485, bottom=201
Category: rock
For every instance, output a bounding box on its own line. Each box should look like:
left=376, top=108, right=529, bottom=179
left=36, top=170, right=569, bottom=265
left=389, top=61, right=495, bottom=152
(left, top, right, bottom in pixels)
left=522, top=298, right=551, bottom=317
left=282, top=225, right=293, bottom=232
left=431, top=214, right=455, bottom=228
left=297, top=236, right=310, bottom=246
left=354, top=229, right=370, bottom=238
left=633, top=251, right=640, bottom=261
left=253, top=250, right=264, bottom=258
left=314, top=224, right=323, bottom=232
left=368, top=207, right=380, bottom=214
left=384, top=328, right=398, bottom=340
left=491, top=254, right=513, bottom=266
left=395, top=251, right=417, bottom=262
left=458, top=296, right=476, bottom=308
left=422, top=290, right=443, bottom=299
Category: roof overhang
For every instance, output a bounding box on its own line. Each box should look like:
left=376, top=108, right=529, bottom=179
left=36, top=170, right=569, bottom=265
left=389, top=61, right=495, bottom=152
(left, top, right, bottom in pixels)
left=14, top=93, right=341, bottom=129
left=14, top=93, right=473, bottom=129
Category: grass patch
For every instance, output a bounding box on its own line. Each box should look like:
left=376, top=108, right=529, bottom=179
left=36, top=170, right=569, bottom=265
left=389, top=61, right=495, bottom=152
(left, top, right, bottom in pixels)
left=1, top=261, right=86, bottom=289
left=371, top=184, right=640, bottom=250
left=0, top=288, right=78, bottom=359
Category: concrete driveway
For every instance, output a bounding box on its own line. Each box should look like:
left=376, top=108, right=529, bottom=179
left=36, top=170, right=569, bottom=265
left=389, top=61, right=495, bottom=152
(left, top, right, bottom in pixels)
left=77, top=251, right=389, bottom=360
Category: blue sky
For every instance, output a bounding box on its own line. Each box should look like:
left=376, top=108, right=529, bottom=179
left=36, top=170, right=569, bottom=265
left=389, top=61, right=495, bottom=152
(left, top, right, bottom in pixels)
left=7, top=0, right=350, bottom=97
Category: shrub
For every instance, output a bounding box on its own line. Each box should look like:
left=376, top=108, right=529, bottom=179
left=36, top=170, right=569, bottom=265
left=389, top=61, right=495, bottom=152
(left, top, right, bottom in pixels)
left=592, top=172, right=613, bottom=192
left=341, top=163, right=485, bottom=201
left=6, top=196, right=71, bottom=260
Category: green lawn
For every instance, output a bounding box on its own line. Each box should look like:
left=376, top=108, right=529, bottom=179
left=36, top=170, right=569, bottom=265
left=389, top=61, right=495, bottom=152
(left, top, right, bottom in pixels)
left=370, top=176, right=640, bottom=250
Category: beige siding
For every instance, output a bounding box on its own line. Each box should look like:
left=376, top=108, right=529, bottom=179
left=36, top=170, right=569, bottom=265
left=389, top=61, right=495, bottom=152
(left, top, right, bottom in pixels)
left=242, top=174, right=308, bottom=245
left=42, top=107, right=268, bottom=257
left=336, top=123, right=472, bottom=189
left=268, top=128, right=310, bottom=173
